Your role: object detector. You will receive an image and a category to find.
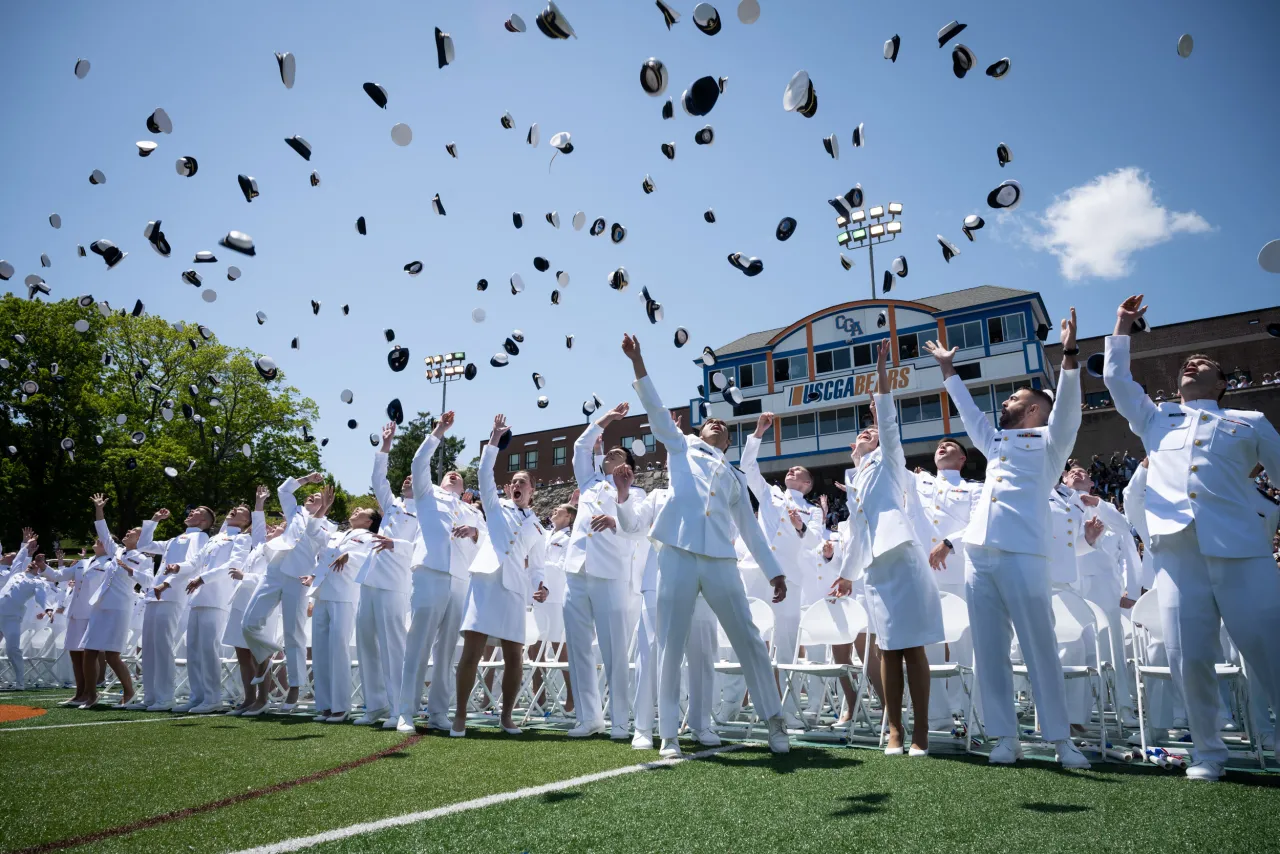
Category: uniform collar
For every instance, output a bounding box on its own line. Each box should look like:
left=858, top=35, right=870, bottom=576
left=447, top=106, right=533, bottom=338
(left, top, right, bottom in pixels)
left=224, top=525, right=242, bottom=536
left=184, top=527, right=204, bottom=535
left=936, top=468, right=962, bottom=484
left=1180, top=398, right=1221, bottom=413
left=786, top=488, right=808, bottom=505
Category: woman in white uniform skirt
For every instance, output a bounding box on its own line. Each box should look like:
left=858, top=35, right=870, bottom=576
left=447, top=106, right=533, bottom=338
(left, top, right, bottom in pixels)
left=82, top=494, right=149, bottom=707
left=222, top=487, right=271, bottom=714
left=832, top=343, right=944, bottom=755
left=452, top=414, right=549, bottom=737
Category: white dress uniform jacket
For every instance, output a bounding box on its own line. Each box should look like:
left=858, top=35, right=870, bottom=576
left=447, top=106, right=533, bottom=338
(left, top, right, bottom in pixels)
left=408, top=434, right=487, bottom=579
left=311, top=527, right=375, bottom=604
left=91, top=520, right=150, bottom=611
left=471, top=445, right=546, bottom=600
left=542, top=528, right=572, bottom=604
left=740, top=436, right=825, bottom=598
left=565, top=422, right=646, bottom=580
left=355, top=456, right=418, bottom=593
left=190, top=526, right=254, bottom=610
left=137, top=524, right=209, bottom=606
left=1046, top=486, right=1093, bottom=587
left=914, top=469, right=981, bottom=590
left=1103, top=334, right=1280, bottom=558
left=943, top=370, right=1083, bottom=555
left=1121, top=466, right=1157, bottom=592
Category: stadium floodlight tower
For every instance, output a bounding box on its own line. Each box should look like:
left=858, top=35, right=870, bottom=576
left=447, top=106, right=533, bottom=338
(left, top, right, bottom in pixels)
left=424, top=351, right=467, bottom=476
left=836, top=200, right=904, bottom=299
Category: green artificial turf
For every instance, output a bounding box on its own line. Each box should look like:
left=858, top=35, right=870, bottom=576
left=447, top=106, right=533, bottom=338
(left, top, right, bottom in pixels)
left=2, top=704, right=1279, bottom=854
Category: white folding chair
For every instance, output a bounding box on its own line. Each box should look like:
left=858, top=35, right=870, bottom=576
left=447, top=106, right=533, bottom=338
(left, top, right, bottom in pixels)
left=1082, top=598, right=1133, bottom=742
left=712, top=598, right=774, bottom=735
left=927, top=591, right=985, bottom=750
left=777, top=597, right=871, bottom=745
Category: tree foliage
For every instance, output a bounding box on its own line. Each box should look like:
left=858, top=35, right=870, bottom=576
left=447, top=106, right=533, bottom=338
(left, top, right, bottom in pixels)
left=0, top=296, right=322, bottom=544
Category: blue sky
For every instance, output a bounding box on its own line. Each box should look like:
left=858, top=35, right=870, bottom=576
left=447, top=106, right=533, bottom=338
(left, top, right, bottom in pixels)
left=2, top=0, right=1278, bottom=490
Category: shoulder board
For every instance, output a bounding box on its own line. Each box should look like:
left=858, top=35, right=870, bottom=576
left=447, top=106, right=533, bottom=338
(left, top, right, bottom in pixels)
left=1016, top=432, right=1041, bottom=438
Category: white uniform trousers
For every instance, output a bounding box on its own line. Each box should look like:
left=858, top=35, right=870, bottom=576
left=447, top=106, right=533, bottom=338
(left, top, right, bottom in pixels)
left=563, top=573, right=632, bottom=728
left=633, top=590, right=716, bottom=736
left=312, top=601, right=357, bottom=714
left=1079, top=571, right=1134, bottom=714
left=0, top=615, right=24, bottom=688
left=141, top=602, right=181, bottom=705
left=185, top=607, right=228, bottom=706
left=242, top=573, right=308, bottom=688
left=927, top=580, right=972, bottom=728
left=1153, top=523, right=1280, bottom=764
left=657, top=546, right=780, bottom=740
left=965, top=545, right=1071, bottom=742
left=355, top=587, right=409, bottom=714
left=397, top=572, right=467, bottom=722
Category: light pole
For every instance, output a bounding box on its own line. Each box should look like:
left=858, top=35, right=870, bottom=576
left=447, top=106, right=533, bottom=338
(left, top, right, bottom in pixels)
left=836, top=201, right=904, bottom=299
left=424, top=351, right=467, bottom=480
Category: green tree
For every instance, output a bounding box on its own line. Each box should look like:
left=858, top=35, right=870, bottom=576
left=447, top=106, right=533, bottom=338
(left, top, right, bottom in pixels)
left=385, top=411, right=466, bottom=495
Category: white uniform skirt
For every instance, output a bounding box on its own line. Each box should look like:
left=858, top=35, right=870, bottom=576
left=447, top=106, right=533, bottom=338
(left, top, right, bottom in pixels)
left=532, top=599, right=566, bottom=644
left=862, top=543, right=945, bottom=651
left=460, top=571, right=526, bottom=645
left=82, top=608, right=130, bottom=653
left=64, top=616, right=91, bottom=651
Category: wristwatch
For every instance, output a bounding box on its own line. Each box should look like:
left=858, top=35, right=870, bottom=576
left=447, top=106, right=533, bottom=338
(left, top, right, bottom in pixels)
left=1062, top=347, right=1080, bottom=356
left=942, top=538, right=954, bottom=551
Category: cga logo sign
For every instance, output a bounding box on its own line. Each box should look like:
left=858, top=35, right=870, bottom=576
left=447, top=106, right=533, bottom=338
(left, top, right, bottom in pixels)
left=788, top=365, right=914, bottom=407
left=833, top=314, right=864, bottom=337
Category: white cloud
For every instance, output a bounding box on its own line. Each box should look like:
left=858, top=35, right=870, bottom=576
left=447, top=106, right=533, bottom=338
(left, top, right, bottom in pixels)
left=1028, top=167, right=1211, bottom=281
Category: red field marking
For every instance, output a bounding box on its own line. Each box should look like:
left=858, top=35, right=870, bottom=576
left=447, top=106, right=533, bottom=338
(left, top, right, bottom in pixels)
left=0, top=704, right=47, bottom=723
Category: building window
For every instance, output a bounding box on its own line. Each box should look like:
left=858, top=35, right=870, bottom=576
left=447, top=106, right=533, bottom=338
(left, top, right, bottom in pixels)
left=898, top=332, right=922, bottom=361
left=900, top=394, right=943, bottom=424
left=1084, top=391, right=1112, bottom=408
left=525, top=450, right=538, bottom=469
left=643, top=433, right=655, bottom=454
left=619, top=436, right=633, bottom=453
left=852, top=343, right=874, bottom=368
left=736, top=361, right=766, bottom=389
left=779, top=413, right=816, bottom=441
left=817, top=405, right=863, bottom=436
left=814, top=347, right=852, bottom=375
left=987, top=313, right=1027, bottom=345
left=948, top=320, right=983, bottom=351
left=773, top=354, right=808, bottom=384
left=553, top=446, right=566, bottom=467
left=508, top=453, right=521, bottom=472
left=955, top=362, right=982, bottom=381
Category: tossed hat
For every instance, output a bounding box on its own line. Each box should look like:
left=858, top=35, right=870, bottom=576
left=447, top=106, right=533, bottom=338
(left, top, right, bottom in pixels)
left=534, top=256, right=550, bottom=272
left=692, top=3, right=721, bottom=35
left=254, top=356, right=278, bottom=380
left=490, top=353, right=509, bottom=367
left=90, top=239, right=127, bottom=269
left=136, top=141, right=157, bottom=157
left=501, top=111, right=515, bottom=129
left=937, top=234, right=960, bottom=262
left=674, top=327, right=689, bottom=347
left=566, top=335, right=575, bottom=349
left=962, top=214, right=985, bottom=241
left=662, top=141, right=676, bottom=159
left=238, top=174, right=259, bottom=203
left=49, top=213, right=61, bottom=229
left=657, top=0, right=680, bottom=27
left=513, top=212, right=524, bottom=229
left=728, top=253, right=763, bottom=276
left=347, top=419, right=359, bottom=430
left=891, top=255, right=907, bottom=277
left=884, top=34, right=901, bottom=62
left=363, top=82, right=388, bottom=108
left=642, top=175, right=656, bottom=194
left=432, top=193, right=446, bottom=215
left=783, top=70, right=817, bottom=117
left=310, top=170, right=321, bottom=185
left=776, top=216, right=797, bottom=241
left=340, top=389, right=354, bottom=404
left=311, top=299, right=321, bottom=315
left=194, top=250, right=216, bottom=263
left=699, top=346, right=717, bottom=367
left=75, top=58, right=90, bottom=78
left=1257, top=239, right=1280, bottom=273
left=3, top=261, right=21, bottom=280
left=877, top=311, right=888, bottom=329
left=89, top=168, right=106, bottom=184
left=986, top=57, right=1010, bottom=78
left=987, top=179, right=1022, bottom=211
left=839, top=254, right=853, bottom=271
left=147, top=107, right=173, bottom=134
left=611, top=222, right=627, bottom=243
left=556, top=270, right=569, bottom=286
left=505, top=14, right=526, bottom=32
left=284, top=135, right=311, bottom=160
left=609, top=267, right=630, bottom=290
left=882, top=269, right=894, bottom=294
left=823, top=133, right=839, bottom=159
left=852, top=123, right=865, bottom=147
left=175, top=156, right=200, bottom=178
left=255, top=310, right=267, bottom=324
left=510, top=272, right=525, bottom=293
left=937, top=20, right=966, bottom=47
left=536, top=1, right=576, bottom=39
left=722, top=384, right=743, bottom=406
left=662, top=99, right=674, bottom=119
left=694, top=125, right=714, bottom=145
left=704, top=208, right=715, bottom=223
left=952, top=44, right=975, bottom=78
left=202, top=289, right=217, bottom=302
left=404, top=261, right=423, bottom=275
left=1085, top=352, right=1105, bottom=378
left=997, top=142, right=1012, bottom=167
left=738, top=0, right=759, bottom=24
left=477, top=278, right=488, bottom=291
left=642, top=285, right=663, bottom=323
left=572, top=211, right=586, bottom=230
left=220, top=230, right=256, bottom=256
left=445, top=143, right=458, bottom=158
left=435, top=27, right=455, bottom=68
left=537, top=396, right=549, bottom=409
left=391, top=123, right=412, bottom=146
left=641, top=58, right=670, bottom=96
left=681, top=76, right=721, bottom=116
left=531, top=371, right=547, bottom=390
left=387, top=345, right=409, bottom=372
left=356, top=216, right=367, bottom=235
left=590, top=217, right=607, bottom=236
left=472, top=308, right=486, bottom=323
left=39, top=254, right=50, bottom=268
left=527, top=123, right=540, bottom=147
left=544, top=211, right=560, bottom=229
left=276, top=52, right=295, bottom=88
left=26, top=276, right=50, bottom=298
left=1177, top=34, right=1193, bottom=58
left=464, top=362, right=478, bottom=379
left=1035, top=322, right=1050, bottom=342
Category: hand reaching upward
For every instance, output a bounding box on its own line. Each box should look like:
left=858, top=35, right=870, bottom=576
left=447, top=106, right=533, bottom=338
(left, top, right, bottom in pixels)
left=434, top=411, right=455, bottom=437
left=924, top=340, right=959, bottom=379
left=380, top=422, right=397, bottom=453
left=489, top=414, right=509, bottom=447
left=1114, top=294, right=1148, bottom=337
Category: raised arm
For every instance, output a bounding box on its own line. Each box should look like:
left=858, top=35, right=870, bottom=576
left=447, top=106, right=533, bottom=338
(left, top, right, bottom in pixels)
left=873, top=341, right=908, bottom=468
left=478, top=416, right=512, bottom=547
left=136, top=508, right=171, bottom=555
left=372, top=422, right=399, bottom=513
left=250, top=485, right=269, bottom=546
left=574, top=414, right=611, bottom=489
left=622, top=333, right=688, bottom=453
left=1103, top=295, right=1159, bottom=437
left=930, top=338, right=999, bottom=451
left=89, top=494, right=117, bottom=559
left=740, top=414, right=776, bottom=503
left=1047, top=309, right=1083, bottom=473
left=413, top=413, right=452, bottom=495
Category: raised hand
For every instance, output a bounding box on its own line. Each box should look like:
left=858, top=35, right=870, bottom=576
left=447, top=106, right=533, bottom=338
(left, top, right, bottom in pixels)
left=381, top=421, right=397, bottom=452
left=819, top=495, right=829, bottom=516
left=1084, top=516, right=1105, bottom=546
left=434, top=410, right=455, bottom=436
left=601, top=402, right=630, bottom=424
left=152, top=508, right=171, bottom=522
left=924, top=340, right=959, bottom=379
left=613, top=462, right=634, bottom=504
left=320, top=484, right=336, bottom=514
left=673, top=412, right=686, bottom=433
left=621, top=333, right=641, bottom=361
left=255, top=485, right=269, bottom=510
left=754, top=412, right=775, bottom=438
left=1060, top=307, right=1078, bottom=368
left=1115, top=294, right=1148, bottom=336
left=330, top=553, right=350, bottom=572
left=875, top=339, right=891, bottom=392
left=489, top=414, right=508, bottom=446
left=821, top=541, right=834, bottom=560
left=301, top=472, right=325, bottom=485
left=788, top=508, right=805, bottom=532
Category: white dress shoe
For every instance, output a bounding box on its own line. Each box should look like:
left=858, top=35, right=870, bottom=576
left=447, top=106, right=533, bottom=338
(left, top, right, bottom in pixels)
left=313, top=713, right=330, bottom=722
left=351, top=708, right=388, bottom=726
left=381, top=718, right=400, bottom=730
left=766, top=716, right=791, bottom=754
left=1186, top=760, right=1225, bottom=781
left=426, top=714, right=452, bottom=731
left=58, top=698, right=83, bottom=707
left=450, top=726, right=466, bottom=738
left=173, top=703, right=195, bottom=713
left=503, top=725, right=523, bottom=735
left=123, top=701, right=150, bottom=711
left=783, top=713, right=805, bottom=731
left=631, top=733, right=654, bottom=750
left=1055, top=740, right=1092, bottom=769
left=227, top=708, right=247, bottom=716
left=567, top=721, right=607, bottom=738
left=395, top=717, right=417, bottom=734
left=240, top=706, right=267, bottom=717
left=988, top=737, right=1024, bottom=765
left=324, top=713, right=348, bottom=723
left=659, top=738, right=683, bottom=758
left=609, top=726, right=630, bottom=740
left=277, top=703, right=298, bottom=714
left=909, top=747, right=929, bottom=757
left=884, top=745, right=905, bottom=756
left=693, top=728, right=722, bottom=747
left=189, top=703, right=223, bottom=714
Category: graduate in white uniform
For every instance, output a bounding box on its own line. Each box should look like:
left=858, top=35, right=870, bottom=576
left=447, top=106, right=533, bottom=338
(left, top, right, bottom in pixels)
left=563, top=405, right=647, bottom=739
left=44, top=542, right=108, bottom=707
left=182, top=504, right=256, bottom=713
left=0, top=535, right=50, bottom=689
left=530, top=504, right=575, bottom=713
left=221, top=488, right=271, bottom=715
left=353, top=425, right=418, bottom=726
left=83, top=494, right=150, bottom=708
left=739, top=413, right=825, bottom=726
left=1104, top=294, right=1280, bottom=780
left=394, top=411, right=487, bottom=733
left=917, top=439, right=981, bottom=730
left=307, top=497, right=377, bottom=723
left=832, top=342, right=945, bottom=755
left=616, top=333, right=791, bottom=758
left=241, top=480, right=329, bottom=714
left=135, top=506, right=212, bottom=711
left=926, top=309, right=1092, bottom=768
left=451, top=414, right=549, bottom=737
left=813, top=523, right=869, bottom=722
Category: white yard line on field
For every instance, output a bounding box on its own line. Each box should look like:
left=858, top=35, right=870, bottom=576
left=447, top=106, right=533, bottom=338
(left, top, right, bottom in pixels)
left=0, top=714, right=202, bottom=732
left=228, top=743, right=748, bottom=854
